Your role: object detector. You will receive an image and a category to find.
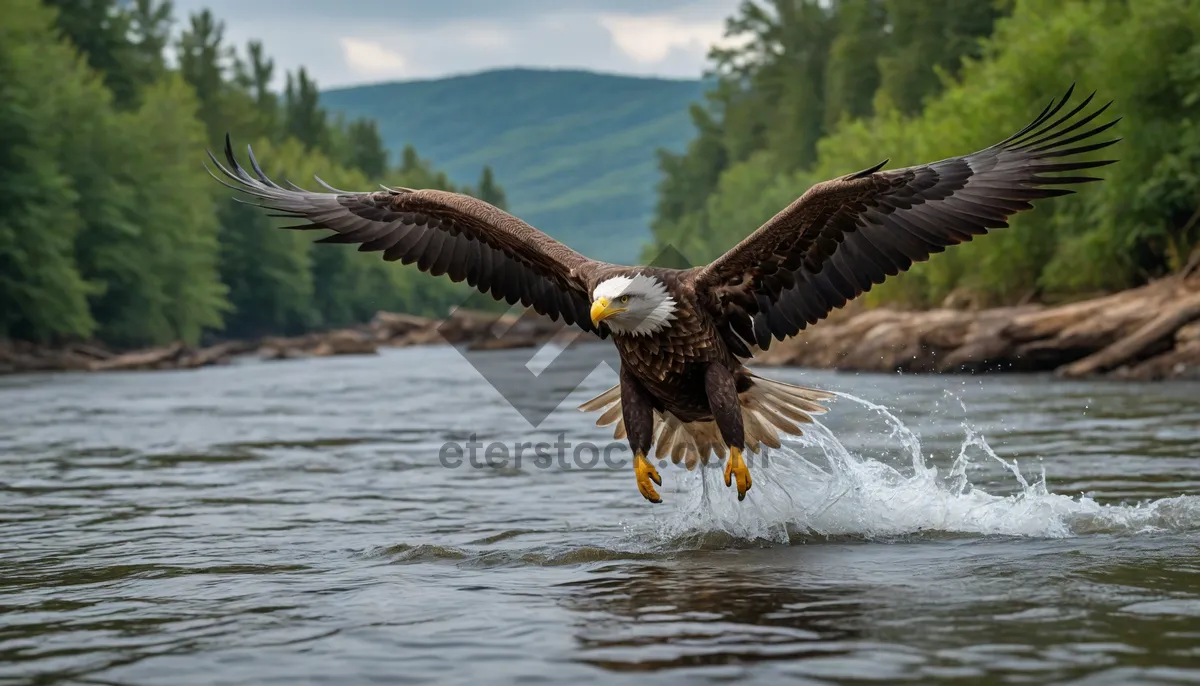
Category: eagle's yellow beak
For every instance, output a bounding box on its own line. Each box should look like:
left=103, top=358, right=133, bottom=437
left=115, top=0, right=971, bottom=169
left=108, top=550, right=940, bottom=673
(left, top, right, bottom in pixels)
left=590, top=297, right=626, bottom=326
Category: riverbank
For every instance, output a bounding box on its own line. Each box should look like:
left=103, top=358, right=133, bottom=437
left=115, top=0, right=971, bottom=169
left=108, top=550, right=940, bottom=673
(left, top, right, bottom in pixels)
left=757, top=270, right=1200, bottom=381
left=0, top=309, right=575, bottom=375
left=4, top=270, right=1199, bottom=380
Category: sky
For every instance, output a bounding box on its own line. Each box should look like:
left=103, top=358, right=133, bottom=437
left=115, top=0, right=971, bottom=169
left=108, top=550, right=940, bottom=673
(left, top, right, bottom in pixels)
left=169, top=0, right=745, bottom=89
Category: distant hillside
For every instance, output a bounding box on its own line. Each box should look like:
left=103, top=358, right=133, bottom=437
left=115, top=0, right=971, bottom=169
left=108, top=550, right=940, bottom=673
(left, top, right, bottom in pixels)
left=322, top=69, right=706, bottom=264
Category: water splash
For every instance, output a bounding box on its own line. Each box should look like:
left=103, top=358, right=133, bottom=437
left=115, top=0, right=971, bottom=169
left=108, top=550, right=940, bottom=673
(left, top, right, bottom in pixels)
left=643, top=391, right=1200, bottom=547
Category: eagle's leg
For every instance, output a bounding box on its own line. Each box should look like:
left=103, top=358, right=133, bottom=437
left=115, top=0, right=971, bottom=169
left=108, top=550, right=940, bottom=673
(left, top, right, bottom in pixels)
left=705, top=364, right=751, bottom=501
left=620, top=365, right=661, bottom=503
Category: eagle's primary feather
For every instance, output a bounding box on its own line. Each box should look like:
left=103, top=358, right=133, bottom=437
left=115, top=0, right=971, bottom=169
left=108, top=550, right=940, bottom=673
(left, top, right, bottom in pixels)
left=207, top=85, right=1119, bottom=504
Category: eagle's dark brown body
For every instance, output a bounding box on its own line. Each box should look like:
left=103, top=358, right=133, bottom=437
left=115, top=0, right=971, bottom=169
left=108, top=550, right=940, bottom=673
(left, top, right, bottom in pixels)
left=584, top=267, right=755, bottom=467
left=208, top=85, right=1118, bottom=503
left=590, top=267, right=744, bottom=423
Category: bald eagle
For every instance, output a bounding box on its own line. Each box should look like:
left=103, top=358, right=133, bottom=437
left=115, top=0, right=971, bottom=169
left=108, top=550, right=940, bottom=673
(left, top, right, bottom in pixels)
left=208, top=86, right=1117, bottom=504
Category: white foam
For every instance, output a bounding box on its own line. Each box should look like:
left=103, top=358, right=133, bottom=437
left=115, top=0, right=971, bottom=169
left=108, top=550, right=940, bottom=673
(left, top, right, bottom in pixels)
left=642, top=391, right=1200, bottom=545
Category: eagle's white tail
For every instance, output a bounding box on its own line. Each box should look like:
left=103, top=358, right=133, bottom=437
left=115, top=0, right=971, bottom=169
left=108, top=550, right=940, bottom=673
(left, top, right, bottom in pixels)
left=577, top=374, right=833, bottom=470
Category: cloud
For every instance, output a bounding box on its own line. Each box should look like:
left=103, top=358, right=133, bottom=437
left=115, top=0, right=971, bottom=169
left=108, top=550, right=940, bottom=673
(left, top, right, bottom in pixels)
left=169, top=0, right=743, bottom=87
left=340, top=37, right=408, bottom=77
left=598, top=14, right=726, bottom=64
left=455, top=23, right=513, bottom=50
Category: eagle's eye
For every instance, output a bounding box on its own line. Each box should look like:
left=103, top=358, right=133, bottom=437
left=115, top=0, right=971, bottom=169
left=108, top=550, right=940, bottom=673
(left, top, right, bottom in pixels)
left=620, top=295, right=630, bottom=304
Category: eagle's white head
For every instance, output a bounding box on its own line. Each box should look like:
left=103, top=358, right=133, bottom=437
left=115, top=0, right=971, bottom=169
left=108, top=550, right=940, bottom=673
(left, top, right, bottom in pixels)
left=590, top=273, right=678, bottom=336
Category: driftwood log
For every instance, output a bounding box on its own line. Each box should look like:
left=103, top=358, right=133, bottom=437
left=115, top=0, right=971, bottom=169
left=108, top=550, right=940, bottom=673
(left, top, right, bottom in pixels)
left=756, top=274, right=1200, bottom=381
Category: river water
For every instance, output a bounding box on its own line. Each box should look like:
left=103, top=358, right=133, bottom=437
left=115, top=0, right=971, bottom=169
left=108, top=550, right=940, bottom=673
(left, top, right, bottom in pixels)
left=2, top=344, right=1198, bottom=685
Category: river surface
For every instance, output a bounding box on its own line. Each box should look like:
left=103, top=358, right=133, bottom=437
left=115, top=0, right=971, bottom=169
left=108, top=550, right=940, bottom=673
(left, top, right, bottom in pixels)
left=2, top=344, right=1199, bottom=685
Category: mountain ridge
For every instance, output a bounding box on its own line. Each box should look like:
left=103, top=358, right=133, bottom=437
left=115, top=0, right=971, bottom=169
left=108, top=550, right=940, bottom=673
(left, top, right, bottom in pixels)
left=321, top=68, right=706, bottom=263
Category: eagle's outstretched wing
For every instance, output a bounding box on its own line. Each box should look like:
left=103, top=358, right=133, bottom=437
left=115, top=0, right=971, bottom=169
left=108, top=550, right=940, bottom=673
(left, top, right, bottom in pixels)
left=694, top=85, right=1120, bottom=353
left=208, top=136, right=607, bottom=334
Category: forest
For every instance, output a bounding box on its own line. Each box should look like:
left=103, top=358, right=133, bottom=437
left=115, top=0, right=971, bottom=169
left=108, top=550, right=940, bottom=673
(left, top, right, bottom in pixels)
left=650, top=0, right=1200, bottom=308
left=1, top=0, right=505, bottom=348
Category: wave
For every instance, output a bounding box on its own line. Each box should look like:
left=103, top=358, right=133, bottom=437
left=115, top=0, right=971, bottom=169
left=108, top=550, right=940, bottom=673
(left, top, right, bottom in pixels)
left=642, top=391, right=1200, bottom=546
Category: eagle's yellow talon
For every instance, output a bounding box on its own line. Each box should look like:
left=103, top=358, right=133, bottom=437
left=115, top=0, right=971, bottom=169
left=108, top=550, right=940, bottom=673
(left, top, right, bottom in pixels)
left=725, top=447, right=752, bottom=501
left=634, top=453, right=662, bottom=503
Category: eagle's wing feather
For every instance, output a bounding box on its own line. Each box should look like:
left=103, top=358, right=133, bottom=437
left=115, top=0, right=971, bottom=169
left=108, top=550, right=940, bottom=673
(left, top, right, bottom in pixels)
left=209, top=136, right=607, bottom=334
left=694, top=85, right=1120, bottom=351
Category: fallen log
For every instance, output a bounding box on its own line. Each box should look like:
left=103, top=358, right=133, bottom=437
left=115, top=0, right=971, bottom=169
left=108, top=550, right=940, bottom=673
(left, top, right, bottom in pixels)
left=938, top=318, right=1018, bottom=373
left=839, top=320, right=926, bottom=372
left=1113, top=340, right=1200, bottom=381
left=258, top=344, right=310, bottom=361
left=917, top=310, right=977, bottom=350
left=177, top=341, right=253, bottom=369
left=1058, top=292, right=1200, bottom=378
left=311, top=330, right=378, bottom=357
left=1050, top=294, right=1167, bottom=351
left=1002, top=287, right=1149, bottom=343
left=66, top=342, right=115, bottom=361
left=87, top=342, right=186, bottom=372
left=1177, top=321, right=1200, bottom=344
left=370, top=311, right=434, bottom=341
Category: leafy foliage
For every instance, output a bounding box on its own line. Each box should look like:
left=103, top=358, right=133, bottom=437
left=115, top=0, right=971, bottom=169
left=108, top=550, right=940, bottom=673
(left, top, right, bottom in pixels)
left=0, top=0, right=104, bottom=341
left=77, top=75, right=228, bottom=346
left=1, top=0, right=501, bottom=346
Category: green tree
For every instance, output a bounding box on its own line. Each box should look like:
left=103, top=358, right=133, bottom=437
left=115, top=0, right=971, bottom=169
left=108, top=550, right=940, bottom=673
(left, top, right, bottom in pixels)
left=0, top=0, right=105, bottom=341
left=343, top=118, right=388, bottom=179
left=124, top=0, right=172, bottom=95
left=176, top=9, right=233, bottom=140
left=216, top=139, right=319, bottom=338
left=876, top=0, right=1002, bottom=114
left=239, top=40, right=278, bottom=138
left=396, top=144, right=455, bottom=189
left=399, top=145, right=422, bottom=175
left=474, top=165, right=507, bottom=209
left=78, top=75, right=227, bottom=345
left=43, top=0, right=136, bottom=106
left=823, top=0, right=886, bottom=128
left=284, top=68, right=328, bottom=152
